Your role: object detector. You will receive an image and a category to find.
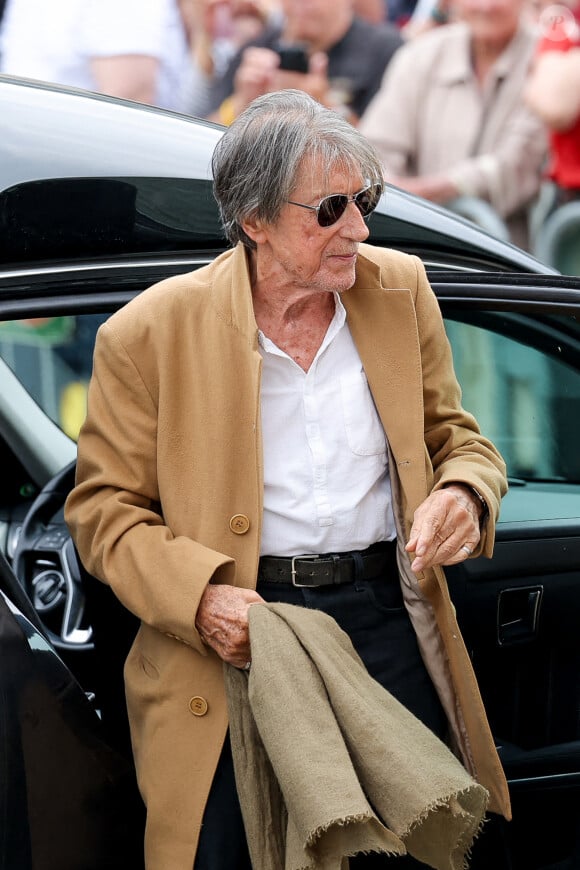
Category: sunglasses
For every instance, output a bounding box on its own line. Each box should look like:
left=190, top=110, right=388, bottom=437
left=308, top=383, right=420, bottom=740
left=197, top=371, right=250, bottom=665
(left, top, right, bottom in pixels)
left=287, top=183, right=383, bottom=228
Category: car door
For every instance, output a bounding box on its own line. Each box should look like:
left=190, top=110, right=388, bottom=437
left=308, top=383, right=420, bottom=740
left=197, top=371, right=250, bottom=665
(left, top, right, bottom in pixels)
left=435, top=272, right=580, bottom=870
left=1, top=267, right=579, bottom=870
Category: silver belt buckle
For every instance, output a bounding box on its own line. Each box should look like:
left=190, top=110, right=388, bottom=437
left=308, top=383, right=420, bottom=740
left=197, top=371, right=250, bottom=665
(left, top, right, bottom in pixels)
left=291, top=554, right=321, bottom=587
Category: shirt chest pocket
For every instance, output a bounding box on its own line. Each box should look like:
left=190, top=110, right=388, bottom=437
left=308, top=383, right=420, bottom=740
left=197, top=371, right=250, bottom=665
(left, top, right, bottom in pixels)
left=340, top=371, right=387, bottom=457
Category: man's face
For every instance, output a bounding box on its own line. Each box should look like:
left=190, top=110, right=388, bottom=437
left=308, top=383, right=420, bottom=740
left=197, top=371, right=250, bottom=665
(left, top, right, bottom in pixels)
left=455, top=0, right=525, bottom=44
left=247, top=157, right=372, bottom=297
left=281, top=0, right=352, bottom=45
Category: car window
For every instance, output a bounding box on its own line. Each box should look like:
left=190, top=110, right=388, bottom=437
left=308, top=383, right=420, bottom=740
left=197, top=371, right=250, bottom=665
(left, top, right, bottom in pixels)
left=0, top=313, right=108, bottom=439
left=3, top=308, right=580, bottom=489
left=445, top=313, right=580, bottom=483
left=0, top=177, right=224, bottom=266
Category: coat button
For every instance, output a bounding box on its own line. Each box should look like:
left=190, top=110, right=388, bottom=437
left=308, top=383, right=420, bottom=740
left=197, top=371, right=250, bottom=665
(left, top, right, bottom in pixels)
left=229, top=514, right=250, bottom=534
left=189, top=696, right=208, bottom=716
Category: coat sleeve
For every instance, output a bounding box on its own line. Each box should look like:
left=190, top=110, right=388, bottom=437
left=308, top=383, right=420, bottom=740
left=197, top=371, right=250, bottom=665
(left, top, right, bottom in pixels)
left=411, top=257, right=508, bottom=557
left=64, top=320, right=235, bottom=654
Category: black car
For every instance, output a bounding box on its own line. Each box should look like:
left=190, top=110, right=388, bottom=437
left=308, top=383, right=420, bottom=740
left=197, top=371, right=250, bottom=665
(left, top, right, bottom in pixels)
left=0, top=75, right=579, bottom=870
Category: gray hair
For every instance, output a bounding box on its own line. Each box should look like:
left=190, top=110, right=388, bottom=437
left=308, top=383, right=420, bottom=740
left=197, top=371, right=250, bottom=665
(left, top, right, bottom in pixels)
left=211, top=90, right=384, bottom=249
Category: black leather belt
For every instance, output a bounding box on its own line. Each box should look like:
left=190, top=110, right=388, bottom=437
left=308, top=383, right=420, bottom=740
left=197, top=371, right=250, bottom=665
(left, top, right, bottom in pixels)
left=258, top=540, right=397, bottom=588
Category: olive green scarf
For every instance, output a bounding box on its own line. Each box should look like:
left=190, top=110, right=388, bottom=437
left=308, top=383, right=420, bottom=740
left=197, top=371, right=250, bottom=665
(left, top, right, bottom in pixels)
left=225, top=602, right=488, bottom=870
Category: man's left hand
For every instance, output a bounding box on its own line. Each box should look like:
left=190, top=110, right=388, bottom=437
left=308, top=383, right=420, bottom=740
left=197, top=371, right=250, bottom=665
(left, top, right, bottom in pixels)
left=405, top=484, right=483, bottom=573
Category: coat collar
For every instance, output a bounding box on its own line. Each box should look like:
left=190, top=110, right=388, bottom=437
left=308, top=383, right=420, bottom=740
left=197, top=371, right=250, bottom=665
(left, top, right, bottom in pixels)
left=208, top=242, right=385, bottom=335
left=207, top=243, right=261, bottom=347
left=344, top=248, right=429, bottom=512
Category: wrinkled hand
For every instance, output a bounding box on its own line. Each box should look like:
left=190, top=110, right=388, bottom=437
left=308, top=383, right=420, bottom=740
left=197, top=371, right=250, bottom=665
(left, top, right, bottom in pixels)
left=232, top=48, right=330, bottom=115
left=405, top=484, right=482, bottom=573
left=195, top=584, right=264, bottom=668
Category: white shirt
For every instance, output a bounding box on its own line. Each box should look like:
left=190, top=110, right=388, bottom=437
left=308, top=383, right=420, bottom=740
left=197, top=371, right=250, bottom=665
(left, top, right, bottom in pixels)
left=0, top=0, right=190, bottom=111
left=259, top=294, right=396, bottom=557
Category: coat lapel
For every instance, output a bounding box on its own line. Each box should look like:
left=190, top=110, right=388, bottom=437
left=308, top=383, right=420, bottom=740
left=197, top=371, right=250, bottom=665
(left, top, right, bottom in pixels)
left=343, top=261, right=429, bottom=515
left=209, top=244, right=430, bottom=514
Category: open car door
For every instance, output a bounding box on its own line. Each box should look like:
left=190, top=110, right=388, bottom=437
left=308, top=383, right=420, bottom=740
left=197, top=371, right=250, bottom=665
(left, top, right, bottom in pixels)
left=438, top=272, right=580, bottom=870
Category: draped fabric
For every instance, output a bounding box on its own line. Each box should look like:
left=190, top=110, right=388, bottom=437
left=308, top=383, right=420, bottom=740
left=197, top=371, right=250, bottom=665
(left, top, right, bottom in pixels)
left=225, top=602, right=488, bottom=870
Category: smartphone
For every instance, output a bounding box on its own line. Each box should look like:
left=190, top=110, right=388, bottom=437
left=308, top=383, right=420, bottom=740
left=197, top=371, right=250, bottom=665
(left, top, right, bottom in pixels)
left=276, top=43, right=309, bottom=74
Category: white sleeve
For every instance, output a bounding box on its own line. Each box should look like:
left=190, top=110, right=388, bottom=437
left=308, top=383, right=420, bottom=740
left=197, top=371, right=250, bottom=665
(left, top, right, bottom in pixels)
left=80, top=0, right=176, bottom=58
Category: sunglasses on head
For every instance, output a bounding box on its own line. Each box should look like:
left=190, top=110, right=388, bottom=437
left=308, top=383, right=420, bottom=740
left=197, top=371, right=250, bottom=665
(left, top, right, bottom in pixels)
left=287, top=183, right=383, bottom=227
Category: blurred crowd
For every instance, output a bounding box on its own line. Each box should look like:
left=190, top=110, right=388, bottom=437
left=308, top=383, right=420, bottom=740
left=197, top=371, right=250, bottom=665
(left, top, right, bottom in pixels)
left=0, top=0, right=579, bottom=254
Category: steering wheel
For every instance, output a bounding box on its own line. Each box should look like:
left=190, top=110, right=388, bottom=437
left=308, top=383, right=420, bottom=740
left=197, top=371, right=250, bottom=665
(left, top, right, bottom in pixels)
left=12, top=460, right=93, bottom=651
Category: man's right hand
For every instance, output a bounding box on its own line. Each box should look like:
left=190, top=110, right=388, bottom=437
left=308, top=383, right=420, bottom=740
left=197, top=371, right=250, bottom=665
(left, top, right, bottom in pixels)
left=195, top=583, right=264, bottom=668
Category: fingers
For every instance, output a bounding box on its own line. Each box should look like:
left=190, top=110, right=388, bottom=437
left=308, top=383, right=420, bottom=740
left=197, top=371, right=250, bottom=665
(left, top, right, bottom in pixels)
left=271, top=55, right=330, bottom=104
left=195, top=584, right=264, bottom=668
left=405, top=488, right=481, bottom=573
left=308, top=51, right=328, bottom=77
left=234, top=47, right=278, bottom=104
left=233, top=47, right=332, bottom=113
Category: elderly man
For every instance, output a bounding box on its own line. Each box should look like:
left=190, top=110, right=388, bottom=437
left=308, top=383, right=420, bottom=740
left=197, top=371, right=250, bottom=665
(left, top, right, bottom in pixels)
left=66, top=91, right=510, bottom=869
left=205, top=0, right=403, bottom=124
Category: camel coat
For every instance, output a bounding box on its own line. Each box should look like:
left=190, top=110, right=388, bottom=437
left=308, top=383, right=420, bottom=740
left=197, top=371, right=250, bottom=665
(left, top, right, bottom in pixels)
left=65, top=242, right=510, bottom=869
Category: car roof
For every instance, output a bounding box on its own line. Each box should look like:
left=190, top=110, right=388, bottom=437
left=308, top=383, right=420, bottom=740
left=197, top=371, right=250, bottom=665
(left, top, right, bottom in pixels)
left=0, top=74, right=552, bottom=275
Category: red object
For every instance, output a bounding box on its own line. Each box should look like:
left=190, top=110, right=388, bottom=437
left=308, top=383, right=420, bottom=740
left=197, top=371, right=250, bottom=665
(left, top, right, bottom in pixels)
left=537, top=11, right=580, bottom=190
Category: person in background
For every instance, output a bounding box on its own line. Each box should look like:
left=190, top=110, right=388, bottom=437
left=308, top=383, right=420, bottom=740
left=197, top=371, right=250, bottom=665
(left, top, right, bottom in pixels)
left=401, top=0, right=453, bottom=38
left=65, top=89, right=510, bottom=869
left=525, top=0, right=580, bottom=206
left=205, top=0, right=403, bottom=125
left=359, top=0, right=547, bottom=250
left=354, top=0, right=390, bottom=23
left=179, top=0, right=279, bottom=117
left=387, top=0, right=419, bottom=25
left=0, top=0, right=191, bottom=110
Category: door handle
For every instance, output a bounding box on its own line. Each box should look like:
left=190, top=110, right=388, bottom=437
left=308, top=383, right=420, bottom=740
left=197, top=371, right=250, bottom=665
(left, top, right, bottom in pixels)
left=497, top=586, right=543, bottom=646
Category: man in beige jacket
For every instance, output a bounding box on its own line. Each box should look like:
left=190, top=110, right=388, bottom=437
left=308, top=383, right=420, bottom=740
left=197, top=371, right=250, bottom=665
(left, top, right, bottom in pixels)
left=66, top=91, right=510, bottom=869
left=359, top=0, right=547, bottom=250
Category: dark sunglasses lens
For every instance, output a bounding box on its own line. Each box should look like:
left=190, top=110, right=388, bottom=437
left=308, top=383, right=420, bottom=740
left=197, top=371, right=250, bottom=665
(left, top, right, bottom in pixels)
left=318, top=194, right=348, bottom=227
left=356, top=185, right=382, bottom=217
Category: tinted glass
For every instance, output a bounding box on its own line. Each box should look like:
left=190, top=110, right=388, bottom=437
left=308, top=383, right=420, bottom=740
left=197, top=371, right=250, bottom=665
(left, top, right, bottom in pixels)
left=0, top=314, right=108, bottom=439
left=445, top=313, right=580, bottom=483
left=0, top=177, right=225, bottom=266
left=4, top=306, right=580, bottom=482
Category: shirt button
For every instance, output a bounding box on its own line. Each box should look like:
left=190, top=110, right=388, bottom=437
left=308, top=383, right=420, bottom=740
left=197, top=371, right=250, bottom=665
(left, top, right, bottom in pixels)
left=189, top=696, right=208, bottom=716
left=229, top=514, right=250, bottom=534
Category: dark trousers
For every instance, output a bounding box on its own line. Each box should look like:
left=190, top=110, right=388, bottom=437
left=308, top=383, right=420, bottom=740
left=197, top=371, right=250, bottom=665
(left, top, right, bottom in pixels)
left=195, top=550, right=448, bottom=869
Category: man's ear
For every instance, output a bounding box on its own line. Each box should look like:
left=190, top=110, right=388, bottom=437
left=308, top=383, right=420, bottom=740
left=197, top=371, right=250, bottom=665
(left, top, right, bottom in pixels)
left=241, top=213, right=267, bottom=245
